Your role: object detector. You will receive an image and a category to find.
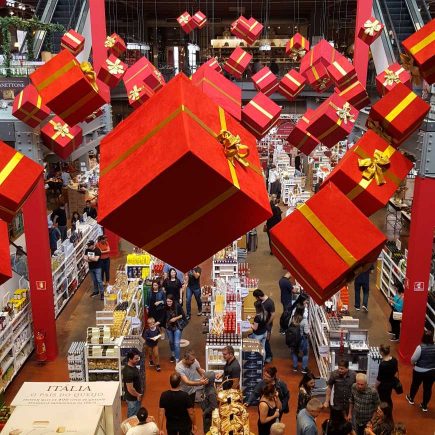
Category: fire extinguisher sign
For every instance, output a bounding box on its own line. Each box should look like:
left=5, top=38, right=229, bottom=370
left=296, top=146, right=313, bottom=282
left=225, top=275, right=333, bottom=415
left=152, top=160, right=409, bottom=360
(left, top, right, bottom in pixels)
left=36, top=281, right=47, bottom=291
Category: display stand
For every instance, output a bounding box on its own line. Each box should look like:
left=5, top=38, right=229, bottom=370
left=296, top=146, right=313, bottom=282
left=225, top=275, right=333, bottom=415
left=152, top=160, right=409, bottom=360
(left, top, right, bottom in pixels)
left=242, top=339, right=264, bottom=401
left=212, top=242, right=238, bottom=280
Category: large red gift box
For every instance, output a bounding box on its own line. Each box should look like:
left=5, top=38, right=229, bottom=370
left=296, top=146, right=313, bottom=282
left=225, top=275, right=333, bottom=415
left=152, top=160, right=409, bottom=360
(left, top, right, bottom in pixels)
left=278, top=69, right=306, bottom=101
left=0, top=220, right=12, bottom=285
left=376, top=63, right=411, bottom=96
left=323, top=130, right=413, bottom=216
left=270, top=183, right=386, bottom=304
left=287, top=109, right=320, bottom=155
left=191, top=66, right=241, bottom=121
left=99, top=74, right=271, bottom=271
left=0, top=141, right=43, bottom=222
left=104, top=33, right=126, bottom=57
left=41, top=117, right=83, bottom=160
left=128, top=85, right=154, bottom=109
left=223, top=47, right=252, bottom=79
left=30, top=50, right=106, bottom=126
left=123, top=57, right=165, bottom=93
left=231, top=16, right=263, bottom=45
left=307, top=94, right=358, bottom=148
left=335, top=80, right=370, bottom=110
left=177, top=12, right=197, bottom=33
left=241, top=92, right=282, bottom=139
left=303, top=62, right=332, bottom=93
left=402, top=19, right=435, bottom=84
left=97, top=55, right=128, bottom=89
left=327, top=54, right=357, bottom=88
left=367, top=83, right=430, bottom=146
left=60, top=29, right=85, bottom=55
left=199, top=57, right=222, bottom=74
left=251, top=67, right=278, bottom=96
left=192, top=10, right=207, bottom=29
left=12, top=84, right=50, bottom=128
left=300, top=39, right=336, bottom=73
left=358, top=17, right=384, bottom=45
left=285, top=32, right=309, bottom=61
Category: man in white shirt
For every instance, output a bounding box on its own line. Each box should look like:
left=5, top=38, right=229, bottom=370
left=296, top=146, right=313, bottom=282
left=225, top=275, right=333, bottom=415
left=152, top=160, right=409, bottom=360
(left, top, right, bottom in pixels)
left=126, top=407, right=159, bottom=435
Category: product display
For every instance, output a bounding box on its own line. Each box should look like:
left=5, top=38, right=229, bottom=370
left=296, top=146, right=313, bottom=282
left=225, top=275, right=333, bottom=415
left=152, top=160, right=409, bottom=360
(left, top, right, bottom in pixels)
left=0, top=220, right=11, bottom=285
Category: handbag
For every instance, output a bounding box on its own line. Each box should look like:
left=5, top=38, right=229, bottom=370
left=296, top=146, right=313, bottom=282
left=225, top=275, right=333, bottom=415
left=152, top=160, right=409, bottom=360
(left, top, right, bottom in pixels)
left=392, top=311, right=403, bottom=321
left=177, top=317, right=189, bottom=330
left=393, top=376, right=403, bottom=394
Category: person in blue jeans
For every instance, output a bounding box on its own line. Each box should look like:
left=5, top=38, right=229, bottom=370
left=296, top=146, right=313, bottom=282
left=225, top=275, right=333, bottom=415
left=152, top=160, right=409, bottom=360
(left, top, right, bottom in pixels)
left=84, top=240, right=104, bottom=300
left=290, top=306, right=310, bottom=373
left=122, top=351, right=143, bottom=417
left=249, top=300, right=268, bottom=359
left=388, top=281, right=404, bottom=342
left=186, top=266, right=202, bottom=319
left=354, top=264, right=374, bottom=312
left=164, top=294, right=187, bottom=363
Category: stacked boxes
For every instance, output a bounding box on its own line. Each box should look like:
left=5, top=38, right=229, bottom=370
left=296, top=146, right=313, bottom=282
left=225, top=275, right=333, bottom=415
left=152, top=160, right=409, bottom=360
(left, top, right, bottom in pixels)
left=242, top=339, right=264, bottom=402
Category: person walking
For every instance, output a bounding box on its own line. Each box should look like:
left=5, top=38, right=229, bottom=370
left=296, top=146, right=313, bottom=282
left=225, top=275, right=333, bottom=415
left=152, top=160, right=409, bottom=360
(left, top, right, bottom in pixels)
left=143, top=317, right=161, bottom=372
left=288, top=305, right=310, bottom=373
left=96, top=235, right=111, bottom=285
left=122, top=351, right=143, bottom=418
left=48, top=222, right=61, bottom=255
left=257, top=382, right=282, bottom=435
left=216, top=345, right=241, bottom=390
left=376, top=345, right=399, bottom=408
left=51, top=202, right=68, bottom=241
left=321, top=406, right=354, bottom=435
left=348, top=373, right=380, bottom=435
left=159, top=372, right=196, bottom=435
left=387, top=282, right=404, bottom=342
left=253, top=289, right=276, bottom=363
left=406, top=328, right=435, bottom=412
left=354, top=265, right=373, bottom=312
left=126, top=407, right=159, bottom=435
left=186, top=266, right=202, bottom=320
left=201, top=372, right=218, bottom=434
left=163, top=295, right=187, bottom=363
left=163, top=268, right=184, bottom=306
left=279, top=271, right=294, bottom=314
left=84, top=240, right=104, bottom=299
left=265, top=196, right=282, bottom=255
left=364, top=402, right=394, bottom=435
left=249, top=300, right=268, bottom=358
left=148, top=280, right=166, bottom=327
left=296, top=398, right=322, bottom=435
left=297, top=372, right=316, bottom=415
left=83, top=199, right=97, bottom=220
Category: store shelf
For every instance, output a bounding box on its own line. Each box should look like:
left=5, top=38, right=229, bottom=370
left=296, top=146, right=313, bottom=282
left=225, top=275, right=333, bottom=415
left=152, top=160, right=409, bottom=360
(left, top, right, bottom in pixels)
left=13, top=319, right=30, bottom=338
left=1, top=357, right=14, bottom=374
left=0, top=344, right=13, bottom=363
left=14, top=336, right=32, bottom=356
left=88, top=369, right=119, bottom=373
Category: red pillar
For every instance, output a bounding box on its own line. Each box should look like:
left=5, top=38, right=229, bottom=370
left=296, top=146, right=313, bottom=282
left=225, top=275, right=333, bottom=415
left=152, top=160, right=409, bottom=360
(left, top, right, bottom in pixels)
left=23, top=177, right=58, bottom=360
left=353, top=0, right=373, bottom=87
left=399, top=176, right=435, bottom=363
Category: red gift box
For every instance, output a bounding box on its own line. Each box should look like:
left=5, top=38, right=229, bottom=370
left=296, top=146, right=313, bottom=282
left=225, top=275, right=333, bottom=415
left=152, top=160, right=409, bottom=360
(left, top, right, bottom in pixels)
left=358, top=17, right=384, bottom=45
left=241, top=92, right=282, bottom=139
left=60, top=29, right=85, bottom=55
left=223, top=47, right=252, bottom=79
left=191, top=66, right=241, bottom=121
left=270, top=183, right=386, bottom=304
left=0, top=141, right=43, bottom=222
left=0, top=220, right=12, bottom=285
left=323, top=130, right=413, bottom=216
left=12, top=84, right=50, bottom=128
left=99, top=74, right=271, bottom=272
left=307, top=94, right=358, bottom=148
left=376, top=63, right=411, bottom=96
left=30, top=50, right=106, bottom=126
left=123, top=57, right=164, bottom=93
left=177, top=12, right=197, bottom=33
left=303, top=62, right=332, bottom=93
left=402, top=19, right=435, bottom=84
left=128, top=85, right=154, bottom=109
left=335, top=80, right=370, bottom=110
left=251, top=67, right=278, bottom=96
left=104, top=33, right=126, bottom=57
left=287, top=110, right=320, bottom=155
left=192, top=10, right=207, bottom=29
left=85, top=108, right=104, bottom=123
left=367, top=83, right=430, bottom=146
left=200, top=57, right=222, bottom=73
left=97, top=55, right=127, bottom=89
left=278, top=69, right=306, bottom=101
left=41, top=117, right=83, bottom=160
left=285, top=33, right=310, bottom=61
left=300, top=39, right=336, bottom=73
left=231, top=16, right=263, bottom=45
left=327, top=54, right=357, bottom=88
left=230, top=16, right=249, bottom=39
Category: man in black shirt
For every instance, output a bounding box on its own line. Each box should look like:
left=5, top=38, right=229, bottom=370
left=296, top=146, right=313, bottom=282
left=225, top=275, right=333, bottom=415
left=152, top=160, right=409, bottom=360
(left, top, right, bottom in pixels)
left=83, top=200, right=98, bottom=220
left=51, top=203, right=67, bottom=241
left=266, top=196, right=282, bottom=255
left=186, top=266, right=202, bottom=319
left=122, top=351, right=143, bottom=418
left=216, top=345, right=241, bottom=390
left=84, top=240, right=104, bottom=299
left=253, top=289, right=276, bottom=363
left=279, top=271, right=294, bottom=313
left=159, top=372, right=195, bottom=435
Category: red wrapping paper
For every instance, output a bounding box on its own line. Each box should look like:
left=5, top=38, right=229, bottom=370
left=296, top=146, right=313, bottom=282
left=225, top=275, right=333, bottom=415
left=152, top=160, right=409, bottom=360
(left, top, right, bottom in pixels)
left=376, top=63, right=411, bottom=96
left=358, top=17, right=384, bottom=45
left=285, top=33, right=309, bottom=61
left=223, top=47, right=252, bottom=79
left=231, top=16, right=263, bottom=45
left=303, top=62, right=332, bottom=93
left=199, top=57, right=222, bottom=74
left=97, top=55, right=128, bottom=89
left=251, top=67, right=279, bottom=96
left=270, top=183, right=386, bottom=304
left=123, top=56, right=165, bottom=93
left=128, top=84, right=154, bottom=109
left=177, top=12, right=197, bottom=33
left=300, top=39, right=336, bottom=74
left=104, top=33, right=126, bottom=57
left=0, top=220, right=12, bottom=284
left=278, top=69, right=306, bottom=101
left=192, top=10, right=207, bottom=29
left=60, top=29, right=85, bottom=55
left=287, top=109, right=320, bottom=155
left=12, top=84, right=50, bottom=128
left=335, top=80, right=370, bottom=110
left=327, top=54, right=357, bottom=88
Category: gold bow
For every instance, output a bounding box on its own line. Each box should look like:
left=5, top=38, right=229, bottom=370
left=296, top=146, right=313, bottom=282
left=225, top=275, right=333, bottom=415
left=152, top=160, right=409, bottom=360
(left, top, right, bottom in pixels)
left=290, top=48, right=306, bottom=61
left=367, top=119, right=393, bottom=143
left=179, top=15, right=189, bottom=24
left=331, top=102, right=355, bottom=124
left=154, top=69, right=164, bottom=83
left=129, top=85, right=144, bottom=101
left=364, top=19, right=382, bottom=36
left=358, top=149, right=391, bottom=185
left=107, top=58, right=125, bottom=75
left=217, top=130, right=250, bottom=168
left=317, top=77, right=330, bottom=90
left=80, top=62, right=98, bottom=91
left=104, top=35, right=116, bottom=48
left=53, top=122, right=70, bottom=137
left=383, top=69, right=400, bottom=86
left=400, top=53, right=422, bottom=85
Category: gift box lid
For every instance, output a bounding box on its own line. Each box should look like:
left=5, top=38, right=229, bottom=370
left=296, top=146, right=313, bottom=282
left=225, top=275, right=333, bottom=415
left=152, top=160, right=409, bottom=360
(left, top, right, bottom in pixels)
left=242, top=92, right=282, bottom=127
left=61, top=29, right=85, bottom=48
left=402, top=19, right=435, bottom=67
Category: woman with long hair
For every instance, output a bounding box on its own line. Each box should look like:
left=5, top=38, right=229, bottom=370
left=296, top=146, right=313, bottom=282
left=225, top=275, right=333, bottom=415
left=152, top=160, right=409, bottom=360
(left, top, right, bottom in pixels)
left=257, top=382, right=282, bottom=435
left=249, top=300, right=268, bottom=358
left=387, top=282, right=404, bottom=342
left=290, top=305, right=310, bottom=373
left=376, top=344, right=398, bottom=408
left=96, top=235, right=111, bottom=285
left=162, top=268, right=184, bottom=305
left=297, top=371, right=315, bottom=415
left=163, top=294, right=187, bottom=363
left=148, top=280, right=166, bottom=326
left=321, top=406, right=354, bottom=435
left=365, top=402, right=394, bottom=435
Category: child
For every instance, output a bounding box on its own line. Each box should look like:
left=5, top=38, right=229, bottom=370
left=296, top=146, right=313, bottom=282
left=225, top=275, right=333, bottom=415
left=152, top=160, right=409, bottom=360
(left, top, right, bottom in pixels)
left=143, top=317, right=161, bottom=372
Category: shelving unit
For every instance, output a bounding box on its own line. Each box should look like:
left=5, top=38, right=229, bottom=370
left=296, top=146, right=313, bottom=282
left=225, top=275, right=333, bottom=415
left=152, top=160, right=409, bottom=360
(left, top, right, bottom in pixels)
left=212, top=242, right=238, bottom=280
left=68, top=341, right=86, bottom=382
left=205, top=335, right=242, bottom=382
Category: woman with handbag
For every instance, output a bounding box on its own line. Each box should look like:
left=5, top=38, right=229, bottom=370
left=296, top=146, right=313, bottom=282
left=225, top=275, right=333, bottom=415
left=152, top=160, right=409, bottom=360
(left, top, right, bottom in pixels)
left=387, top=282, right=404, bottom=342
left=164, top=294, right=187, bottom=363
left=376, top=344, right=399, bottom=408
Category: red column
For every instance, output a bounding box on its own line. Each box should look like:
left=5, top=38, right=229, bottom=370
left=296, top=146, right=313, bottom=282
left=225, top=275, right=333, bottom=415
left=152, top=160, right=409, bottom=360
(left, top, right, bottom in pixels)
left=353, top=0, right=373, bottom=86
left=399, top=176, right=435, bottom=363
left=23, top=177, right=58, bottom=360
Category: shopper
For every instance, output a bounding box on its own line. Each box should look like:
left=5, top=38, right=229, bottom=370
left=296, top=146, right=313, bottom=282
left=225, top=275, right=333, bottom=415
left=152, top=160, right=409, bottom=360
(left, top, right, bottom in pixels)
left=148, top=280, right=166, bottom=326
left=122, top=351, right=143, bottom=418
left=143, top=317, right=161, bottom=372
left=296, top=398, right=322, bottom=435
left=265, top=196, right=282, bottom=255
left=387, top=282, right=404, bottom=342
left=253, top=289, right=276, bottom=363
left=297, top=372, right=316, bottom=414
left=126, top=407, right=159, bottom=435
left=348, top=373, right=380, bottom=435
left=83, top=199, right=97, bottom=220
left=51, top=202, right=68, bottom=241
left=96, top=235, right=111, bottom=285
left=163, top=263, right=185, bottom=283
left=159, top=372, right=195, bottom=435
left=186, top=266, right=202, bottom=319
left=279, top=271, right=294, bottom=313
left=257, top=382, right=282, bottom=435
left=84, top=240, right=104, bottom=299
left=163, top=268, right=184, bottom=305
left=48, top=221, right=61, bottom=255
left=163, top=294, right=187, bottom=363
left=321, top=406, right=354, bottom=435
left=365, top=402, right=394, bottom=435
left=249, top=300, right=268, bottom=358
left=216, top=345, right=241, bottom=389
left=325, top=359, right=356, bottom=413
left=288, top=305, right=310, bottom=373
left=268, top=166, right=281, bottom=197
left=376, top=344, right=399, bottom=408
left=10, top=246, right=28, bottom=280
left=71, top=211, right=83, bottom=226
left=406, top=328, right=435, bottom=412
left=354, top=265, right=373, bottom=312
left=201, top=371, right=218, bottom=434
left=270, top=422, right=286, bottom=435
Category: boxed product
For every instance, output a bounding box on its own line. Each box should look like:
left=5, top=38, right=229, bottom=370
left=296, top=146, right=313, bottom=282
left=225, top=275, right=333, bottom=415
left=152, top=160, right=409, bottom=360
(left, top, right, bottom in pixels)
left=270, top=183, right=386, bottom=305
left=231, top=16, right=263, bottom=45
left=99, top=74, right=272, bottom=272
left=12, top=84, right=50, bottom=128
left=375, top=63, right=411, bottom=96
left=286, top=109, right=320, bottom=155
left=303, top=62, right=332, bottom=93
left=323, top=130, right=413, bottom=216
left=223, top=47, right=253, bottom=79
left=0, top=220, right=12, bottom=285
left=192, top=10, right=207, bottom=28
left=278, top=69, right=306, bottom=100
left=366, top=83, right=430, bottom=146
left=104, top=33, right=126, bottom=57
left=97, top=55, right=128, bottom=88
left=0, top=141, right=43, bottom=222
left=285, top=32, right=310, bottom=61
left=177, top=12, right=197, bottom=33
left=251, top=67, right=278, bottom=96
left=60, top=29, right=85, bottom=55
left=327, top=54, right=357, bottom=88
left=123, top=56, right=165, bottom=93
left=335, top=80, right=370, bottom=110
left=358, top=17, right=384, bottom=45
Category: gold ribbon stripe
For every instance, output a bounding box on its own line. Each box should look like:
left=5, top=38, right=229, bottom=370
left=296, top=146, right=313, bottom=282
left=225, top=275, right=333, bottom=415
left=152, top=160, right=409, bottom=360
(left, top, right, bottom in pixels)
left=317, top=119, right=343, bottom=140
left=35, top=59, right=78, bottom=92
left=236, top=51, right=247, bottom=64
left=339, top=80, right=361, bottom=96
left=332, top=61, right=347, bottom=76
left=49, top=120, right=74, bottom=141
left=65, top=32, right=82, bottom=45
left=225, top=62, right=244, bottom=76
left=125, top=64, right=150, bottom=85
left=409, top=32, right=435, bottom=55
left=278, top=84, right=299, bottom=99
left=256, top=70, right=272, bottom=84
left=0, top=152, right=24, bottom=186
left=16, top=92, right=44, bottom=123
left=285, top=73, right=301, bottom=87
left=384, top=92, right=417, bottom=126
left=311, top=66, right=320, bottom=81
left=59, top=89, right=99, bottom=120
left=249, top=100, right=273, bottom=120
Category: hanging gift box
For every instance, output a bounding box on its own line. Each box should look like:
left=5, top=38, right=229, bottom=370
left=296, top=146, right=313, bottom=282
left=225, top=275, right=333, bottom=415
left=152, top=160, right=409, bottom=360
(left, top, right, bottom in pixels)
left=375, top=63, right=411, bottom=96
left=323, top=130, right=413, bottom=216
left=358, top=17, right=384, bottom=45
left=278, top=69, right=306, bottom=101
left=285, top=33, right=310, bottom=61
left=177, top=12, right=197, bottom=33
left=199, top=57, right=222, bottom=74
left=191, top=66, right=241, bottom=121
left=85, top=108, right=104, bottom=123
left=0, top=220, right=12, bottom=285
left=99, top=74, right=271, bottom=272
left=223, top=47, right=252, bottom=79
left=192, top=10, right=207, bottom=29
left=30, top=50, right=106, bottom=126
left=0, top=141, right=43, bottom=222
left=60, top=29, right=85, bottom=56
left=335, top=80, right=370, bottom=110
left=104, top=33, right=126, bottom=57
left=300, top=39, right=336, bottom=74
left=251, top=67, right=279, bottom=96
left=402, top=19, right=435, bottom=84
left=287, top=109, right=320, bottom=155
left=241, top=92, right=282, bottom=139
left=367, top=83, right=430, bottom=146
left=41, top=117, right=83, bottom=160
left=97, top=55, right=128, bottom=88
left=303, top=62, right=332, bottom=93
left=123, top=56, right=165, bottom=93
left=231, top=16, right=263, bottom=45
left=327, top=54, right=357, bottom=88
left=270, top=183, right=386, bottom=305
left=128, top=85, right=154, bottom=109
left=307, top=94, right=358, bottom=148
left=12, top=84, right=50, bottom=128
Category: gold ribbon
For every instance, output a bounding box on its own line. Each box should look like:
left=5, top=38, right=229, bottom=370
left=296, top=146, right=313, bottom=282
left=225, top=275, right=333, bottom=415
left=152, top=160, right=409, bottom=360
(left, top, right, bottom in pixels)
left=16, top=92, right=44, bottom=124
left=358, top=149, right=391, bottom=185
left=0, top=152, right=24, bottom=186
left=367, top=119, right=393, bottom=143
left=400, top=53, right=422, bottom=85
left=129, top=85, right=144, bottom=101
left=383, top=69, right=401, bottom=86
left=80, top=62, right=98, bottom=92
left=217, top=130, right=250, bottom=168
left=104, top=35, right=116, bottom=48
left=107, top=58, right=125, bottom=75
left=178, top=15, right=190, bottom=24
left=154, top=69, right=164, bottom=84
left=290, top=48, right=306, bottom=61
left=50, top=120, right=74, bottom=140
left=330, top=102, right=355, bottom=124
left=364, top=19, right=382, bottom=36
left=316, top=77, right=330, bottom=90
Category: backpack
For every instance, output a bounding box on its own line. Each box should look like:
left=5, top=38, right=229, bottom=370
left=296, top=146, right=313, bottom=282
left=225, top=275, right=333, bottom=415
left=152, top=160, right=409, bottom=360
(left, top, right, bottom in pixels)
left=285, top=322, right=301, bottom=349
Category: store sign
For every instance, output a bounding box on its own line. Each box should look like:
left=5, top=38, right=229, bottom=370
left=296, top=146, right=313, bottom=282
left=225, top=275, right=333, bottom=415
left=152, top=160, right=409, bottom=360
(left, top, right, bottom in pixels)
left=0, top=77, right=29, bottom=100
left=414, top=281, right=424, bottom=292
